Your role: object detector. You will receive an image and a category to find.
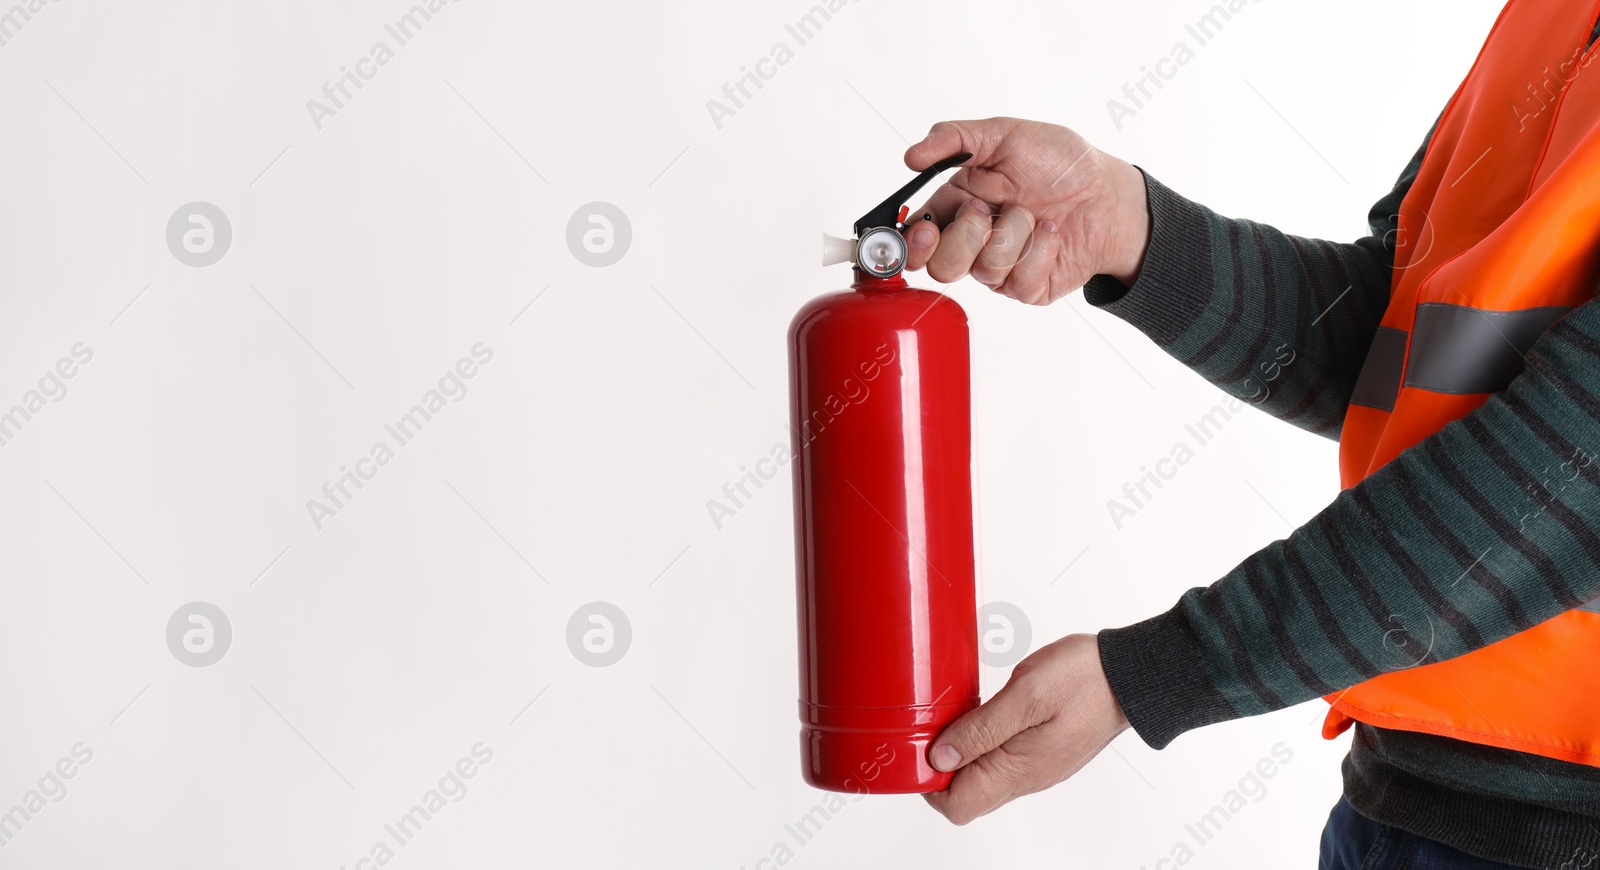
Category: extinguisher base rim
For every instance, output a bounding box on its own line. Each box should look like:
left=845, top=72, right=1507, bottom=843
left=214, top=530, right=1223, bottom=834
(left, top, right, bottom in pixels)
left=801, top=728, right=961, bottom=794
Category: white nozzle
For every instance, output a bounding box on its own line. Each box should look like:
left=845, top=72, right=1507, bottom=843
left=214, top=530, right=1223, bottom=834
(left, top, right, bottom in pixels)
left=821, top=233, right=856, bottom=268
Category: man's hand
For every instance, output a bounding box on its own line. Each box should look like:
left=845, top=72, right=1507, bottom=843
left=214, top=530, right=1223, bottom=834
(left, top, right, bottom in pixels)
left=924, top=633, right=1130, bottom=825
left=901, top=117, right=1151, bottom=305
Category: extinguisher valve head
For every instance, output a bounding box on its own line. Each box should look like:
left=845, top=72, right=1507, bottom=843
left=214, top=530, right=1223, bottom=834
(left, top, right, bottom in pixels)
left=825, top=151, right=970, bottom=277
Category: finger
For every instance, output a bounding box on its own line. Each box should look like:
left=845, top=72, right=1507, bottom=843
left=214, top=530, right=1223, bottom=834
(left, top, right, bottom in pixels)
left=927, top=675, right=1043, bottom=773
left=904, top=117, right=1019, bottom=171
left=904, top=218, right=938, bottom=272
left=925, top=198, right=994, bottom=284
left=923, top=746, right=1024, bottom=825
left=903, top=185, right=966, bottom=271
left=927, top=720, right=1084, bottom=824
left=970, top=204, right=1035, bottom=288
left=903, top=184, right=967, bottom=271
left=995, top=220, right=1062, bottom=305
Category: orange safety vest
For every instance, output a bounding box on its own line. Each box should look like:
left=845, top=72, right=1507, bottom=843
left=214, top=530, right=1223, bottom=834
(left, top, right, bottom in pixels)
left=1326, top=0, right=1600, bottom=766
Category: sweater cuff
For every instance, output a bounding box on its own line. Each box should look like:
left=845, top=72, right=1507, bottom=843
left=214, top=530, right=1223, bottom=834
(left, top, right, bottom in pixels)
left=1097, top=599, right=1240, bottom=749
left=1081, top=168, right=1216, bottom=348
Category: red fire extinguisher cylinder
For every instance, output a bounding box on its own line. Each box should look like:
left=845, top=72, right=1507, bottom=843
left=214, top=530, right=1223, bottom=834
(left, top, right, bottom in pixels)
left=789, top=267, right=979, bottom=795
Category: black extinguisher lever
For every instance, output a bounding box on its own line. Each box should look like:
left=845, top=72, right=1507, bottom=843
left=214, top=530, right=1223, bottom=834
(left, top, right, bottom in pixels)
left=852, top=152, right=972, bottom=237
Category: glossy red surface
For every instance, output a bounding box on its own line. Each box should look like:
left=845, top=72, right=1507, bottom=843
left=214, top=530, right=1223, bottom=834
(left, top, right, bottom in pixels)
left=788, top=270, right=979, bottom=794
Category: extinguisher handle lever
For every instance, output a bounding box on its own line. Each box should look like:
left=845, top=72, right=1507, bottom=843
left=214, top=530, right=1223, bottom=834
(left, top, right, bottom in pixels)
left=852, top=152, right=972, bottom=238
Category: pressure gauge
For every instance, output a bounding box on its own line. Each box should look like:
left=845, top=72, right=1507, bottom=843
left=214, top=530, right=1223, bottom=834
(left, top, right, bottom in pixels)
left=855, top=227, right=907, bottom=279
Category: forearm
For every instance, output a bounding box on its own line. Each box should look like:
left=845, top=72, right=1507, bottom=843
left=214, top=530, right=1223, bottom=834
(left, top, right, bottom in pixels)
left=1098, top=301, right=1600, bottom=748
left=1083, top=131, right=1430, bottom=438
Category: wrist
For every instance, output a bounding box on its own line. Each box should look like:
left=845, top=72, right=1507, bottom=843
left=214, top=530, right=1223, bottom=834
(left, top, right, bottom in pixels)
left=1100, top=157, right=1152, bottom=286
left=1090, top=633, right=1132, bottom=734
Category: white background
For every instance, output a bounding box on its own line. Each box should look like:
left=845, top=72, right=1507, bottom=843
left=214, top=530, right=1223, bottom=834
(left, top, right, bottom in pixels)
left=0, top=0, right=1507, bottom=867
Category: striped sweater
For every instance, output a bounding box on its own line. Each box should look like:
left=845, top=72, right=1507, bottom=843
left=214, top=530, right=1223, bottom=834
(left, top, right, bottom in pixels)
left=1085, top=123, right=1600, bottom=866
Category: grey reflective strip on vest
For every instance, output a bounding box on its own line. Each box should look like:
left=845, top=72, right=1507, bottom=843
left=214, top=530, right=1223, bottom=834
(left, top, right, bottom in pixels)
left=1583, top=598, right=1600, bottom=614
left=1350, top=327, right=1409, bottom=411
left=1348, top=305, right=1572, bottom=410
left=1404, top=303, right=1572, bottom=394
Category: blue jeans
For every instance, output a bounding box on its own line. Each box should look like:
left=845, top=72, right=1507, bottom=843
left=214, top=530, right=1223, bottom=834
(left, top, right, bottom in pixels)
left=1319, top=797, right=1523, bottom=869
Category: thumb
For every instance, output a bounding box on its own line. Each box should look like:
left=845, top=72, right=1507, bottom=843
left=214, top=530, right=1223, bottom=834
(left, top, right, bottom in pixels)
left=928, top=678, right=1044, bottom=772
left=904, top=118, right=1017, bottom=171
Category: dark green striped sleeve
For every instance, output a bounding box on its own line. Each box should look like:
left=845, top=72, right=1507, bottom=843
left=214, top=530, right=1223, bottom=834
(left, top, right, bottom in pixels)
left=1082, top=138, right=1427, bottom=438
left=1097, top=302, right=1600, bottom=748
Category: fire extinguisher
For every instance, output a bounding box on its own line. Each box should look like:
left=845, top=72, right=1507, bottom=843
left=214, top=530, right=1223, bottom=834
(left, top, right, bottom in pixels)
left=789, top=153, right=979, bottom=794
